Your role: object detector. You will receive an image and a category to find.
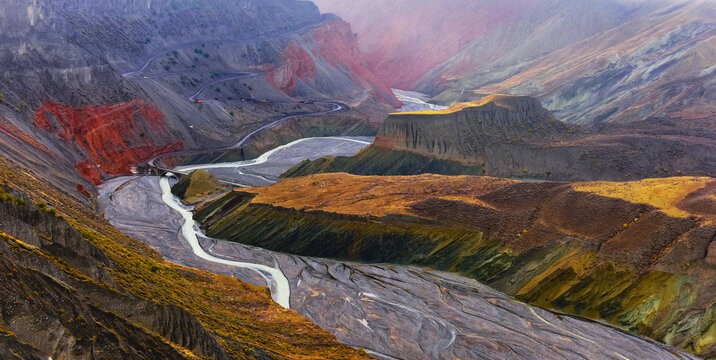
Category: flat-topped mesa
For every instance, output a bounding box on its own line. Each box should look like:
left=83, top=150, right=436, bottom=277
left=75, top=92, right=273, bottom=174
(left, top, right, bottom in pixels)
left=376, top=95, right=571, bottom=163
left=282, top=93, right=714, bottom=181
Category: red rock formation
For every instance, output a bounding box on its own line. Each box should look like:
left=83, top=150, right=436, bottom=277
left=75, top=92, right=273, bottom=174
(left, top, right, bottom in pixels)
left=264, top=19, right=401, bottom=107
left=265, top=40, right=317, bottom=94
left=33, top=100, right=182, bottom=184
left=76, top=184, right=92, bottom=198
left=0, top=120, right=55, bottom=156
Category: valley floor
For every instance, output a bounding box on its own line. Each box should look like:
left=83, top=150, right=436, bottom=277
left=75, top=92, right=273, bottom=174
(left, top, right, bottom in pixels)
left=98, top=137, right=698, bottom=360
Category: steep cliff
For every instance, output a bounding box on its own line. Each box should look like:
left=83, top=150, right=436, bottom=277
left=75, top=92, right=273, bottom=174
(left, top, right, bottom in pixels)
left=313, top=0, right=544, bottom=90
left=196, top=173, right=716, bottom=358
left=314, top=0, right=716, bottom=124
left=284, top=95, right=716, bottom=181
left=264, top=18, right=400, bottom=108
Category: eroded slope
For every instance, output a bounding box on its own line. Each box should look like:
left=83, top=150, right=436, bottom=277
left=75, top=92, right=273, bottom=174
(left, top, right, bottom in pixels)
left=196, top=173, right=716, bottom=357
left=284, top=95, right=715, bottom=181
left=0, top=157, right=371, bottom=359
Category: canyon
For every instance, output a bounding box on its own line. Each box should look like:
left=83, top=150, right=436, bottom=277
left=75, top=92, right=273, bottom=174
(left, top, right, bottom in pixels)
left=313, top=0, right=716, bottom=124
left=0, top=0, right=713, bottom=359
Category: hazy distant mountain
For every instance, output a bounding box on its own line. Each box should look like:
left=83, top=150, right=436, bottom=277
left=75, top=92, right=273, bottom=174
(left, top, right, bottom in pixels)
left=313, top=0, right=716, bottom=124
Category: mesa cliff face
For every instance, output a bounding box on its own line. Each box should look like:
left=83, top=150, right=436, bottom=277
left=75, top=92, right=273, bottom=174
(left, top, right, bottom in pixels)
left=196, top=173, right=716, bottom=358
left=376, top=95, right=569, bottom=162
left=285, top=95, right=715, bottom=181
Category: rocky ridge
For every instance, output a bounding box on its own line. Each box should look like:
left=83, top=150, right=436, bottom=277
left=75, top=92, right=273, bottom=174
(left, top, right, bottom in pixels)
left=195, top=173, right=716, bottom=358
left=284, top=95, right=715, bottom=181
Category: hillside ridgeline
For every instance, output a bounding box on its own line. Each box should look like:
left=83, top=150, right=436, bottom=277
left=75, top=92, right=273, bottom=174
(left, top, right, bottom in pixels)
left=195, top=173, right=716, bottom=358
left=284, top=95, right=715, bottom=181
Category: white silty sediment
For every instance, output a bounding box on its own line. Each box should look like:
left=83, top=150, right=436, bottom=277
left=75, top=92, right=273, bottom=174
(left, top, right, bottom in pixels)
left=159, top=176, right=291, bottom=308
left=176, top=136, right=371, bottom=172
left=159, top=136, right=372, bottom=309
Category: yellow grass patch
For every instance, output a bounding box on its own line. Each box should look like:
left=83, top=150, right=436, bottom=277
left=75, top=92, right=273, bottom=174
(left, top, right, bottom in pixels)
left=393, top=94, right=521, bottom=115
left=572, top=177, right=712, bottom=218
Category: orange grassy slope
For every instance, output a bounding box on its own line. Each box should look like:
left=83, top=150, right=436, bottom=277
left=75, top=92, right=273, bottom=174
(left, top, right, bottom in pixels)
left=0, top=158, right=371, bottom=360
left=249, top=173, right=713, bottom=222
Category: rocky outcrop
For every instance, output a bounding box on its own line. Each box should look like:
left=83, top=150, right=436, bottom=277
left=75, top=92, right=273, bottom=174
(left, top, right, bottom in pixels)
left=284, top=95, right=716, bottom=181
left=0, top=187, right=222, bottom=359
left=196, top=173, right=716, bottom=358
left=171, top=170, right=228, bottom=204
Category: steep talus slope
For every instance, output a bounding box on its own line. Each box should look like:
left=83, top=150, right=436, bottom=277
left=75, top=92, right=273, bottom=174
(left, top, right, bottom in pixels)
left=285, top=95, right=715, bottom=181
left=0, top=157, right=371, bottom=360
left=0, top=0, right=397, bottom=192
left=196, top=173, right=716, bottom=358
left=313, top=0, right=716, bottom=124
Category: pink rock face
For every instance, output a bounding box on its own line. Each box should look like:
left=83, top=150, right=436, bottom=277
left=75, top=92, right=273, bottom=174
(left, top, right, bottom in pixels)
left=310, top=19, right=401, bottom=106
left=264, top=19, right=401, bottom=107
left=312, top=0, right=540, bottom=89
left=265, top=40, right=317, bottom=94
left=313, top=0, right=716, bottom=124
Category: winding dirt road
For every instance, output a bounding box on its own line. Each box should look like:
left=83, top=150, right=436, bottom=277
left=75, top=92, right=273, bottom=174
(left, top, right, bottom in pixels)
left=121, top=42, right=352, bottom=309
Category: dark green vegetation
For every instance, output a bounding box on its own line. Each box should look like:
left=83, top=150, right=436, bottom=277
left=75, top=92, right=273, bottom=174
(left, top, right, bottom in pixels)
left=195, top=176, right=716, bottom=358
left=282, top=146, right=484, bottom=178
left=172, top=170, right=228, bottom=204
left=0, top=158, right=372, bottom=359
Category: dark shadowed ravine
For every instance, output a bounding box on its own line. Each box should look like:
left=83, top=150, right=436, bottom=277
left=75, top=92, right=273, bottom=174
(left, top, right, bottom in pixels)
left=98, top=137, right=699, bottom=360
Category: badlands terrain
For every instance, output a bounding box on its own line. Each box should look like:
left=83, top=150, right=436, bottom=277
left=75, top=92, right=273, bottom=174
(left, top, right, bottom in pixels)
left=0, top=0, right=713, bottom=359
